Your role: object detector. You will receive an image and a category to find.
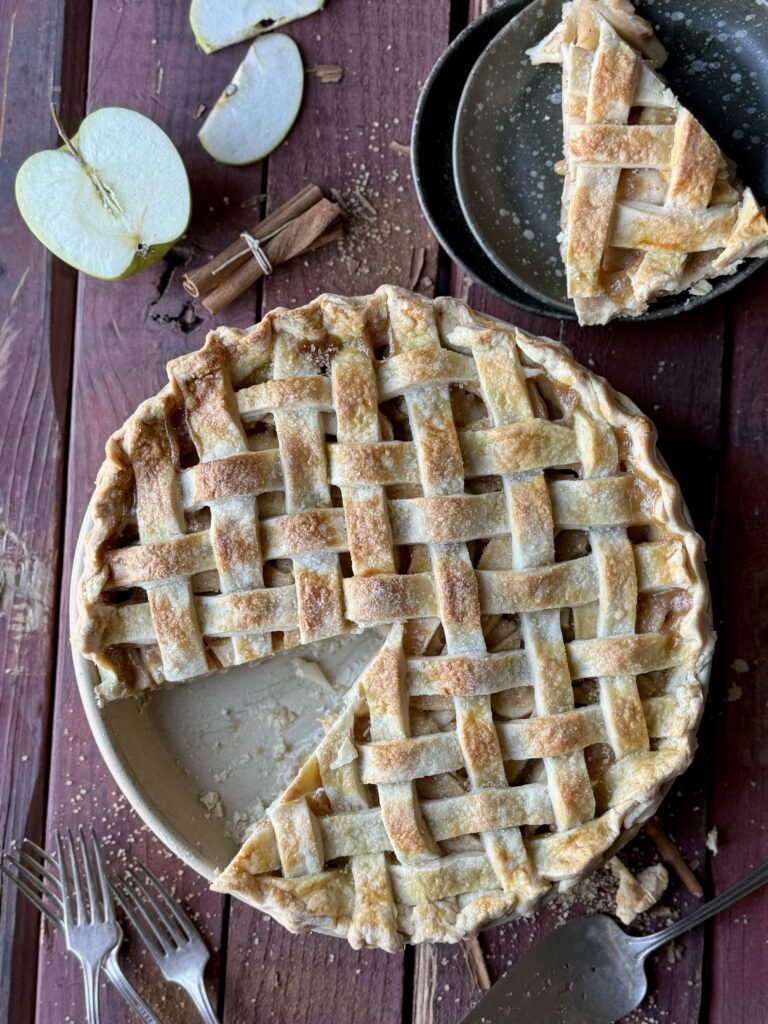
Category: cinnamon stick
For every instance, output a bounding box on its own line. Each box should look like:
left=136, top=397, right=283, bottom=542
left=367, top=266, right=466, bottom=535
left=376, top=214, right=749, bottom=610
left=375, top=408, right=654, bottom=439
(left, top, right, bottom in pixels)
left=183, top=183, right=323, bottom=298
left=646, top=818, right=704, bottom=897
left=201, top=198, right=342, bottom=315
left=461, top=937, right=491, bottom=991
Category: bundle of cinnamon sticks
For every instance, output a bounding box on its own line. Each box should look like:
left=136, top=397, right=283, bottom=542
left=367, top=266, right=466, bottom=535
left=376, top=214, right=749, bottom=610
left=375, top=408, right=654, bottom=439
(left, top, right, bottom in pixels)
left=183, top=184, right=343, bottom=315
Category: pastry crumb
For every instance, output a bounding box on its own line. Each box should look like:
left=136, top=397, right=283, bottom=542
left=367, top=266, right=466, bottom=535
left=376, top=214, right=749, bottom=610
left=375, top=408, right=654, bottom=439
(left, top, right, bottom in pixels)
left=665, top=940, right=684, bottom=964
left=329, top=734, right=358, bottom=770
left=227, top=801, right=266, bottom=842
left=610, top=857, right=669, bottom=925
left=706, top=827, right=719, bottom=856
left=309, top=63, right=344, bottom=83
left=199, top=790, right=224, bottom=820
left=688, top=279, right=712, bottom=296
left=294, top=657, right=335, bottom=694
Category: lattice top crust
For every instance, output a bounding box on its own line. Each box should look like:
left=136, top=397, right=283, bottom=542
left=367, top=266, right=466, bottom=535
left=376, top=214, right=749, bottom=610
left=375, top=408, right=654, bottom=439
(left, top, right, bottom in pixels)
left=77, top=286, right=711, bottom=701
left=529, top=0, right=768, bottom=325
left=75, top=287, right=712, bottom=946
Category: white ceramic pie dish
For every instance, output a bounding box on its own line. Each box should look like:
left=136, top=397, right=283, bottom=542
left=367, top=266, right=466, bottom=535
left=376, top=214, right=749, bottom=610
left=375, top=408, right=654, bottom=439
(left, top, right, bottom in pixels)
left=70, top=504, right=387, bottom=881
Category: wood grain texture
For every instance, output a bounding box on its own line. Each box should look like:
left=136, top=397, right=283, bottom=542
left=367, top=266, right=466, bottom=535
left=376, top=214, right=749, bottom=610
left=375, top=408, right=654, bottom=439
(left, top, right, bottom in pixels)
left=33, top=0, right=263, bottom=1018
left=261, top=0, right=443, bottom=310
left=707, top=269, right=768, bottom=1024
left=0, top=0, right=88, bottom=1019
left=225, top=915, right=407, bottom=1024
left=222, top=0, right=449, bottom=1019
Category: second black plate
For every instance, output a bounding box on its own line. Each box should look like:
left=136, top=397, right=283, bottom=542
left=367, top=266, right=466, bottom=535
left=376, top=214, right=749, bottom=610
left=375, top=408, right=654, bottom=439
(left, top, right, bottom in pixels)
left=411, top=0, right=559, bottom=318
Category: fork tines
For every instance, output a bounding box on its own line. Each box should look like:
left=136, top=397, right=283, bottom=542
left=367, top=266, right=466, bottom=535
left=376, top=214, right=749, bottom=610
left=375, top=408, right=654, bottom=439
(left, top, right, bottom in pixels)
left=2, top=829, right=117, bottom=929
left=114, top=861, right=196, bottom=955
left=112, top=861, right=219, bottom=1022
left=54, top=827, right=115, bottom=927
left=1, top=839, right=64, bottom=928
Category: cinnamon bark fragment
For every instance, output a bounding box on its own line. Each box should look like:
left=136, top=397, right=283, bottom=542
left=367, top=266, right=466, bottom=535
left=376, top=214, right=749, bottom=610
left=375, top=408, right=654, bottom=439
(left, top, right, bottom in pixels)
left=646, top=817, right=704, bottom=897
left=461, top=936, right=491, bottom=991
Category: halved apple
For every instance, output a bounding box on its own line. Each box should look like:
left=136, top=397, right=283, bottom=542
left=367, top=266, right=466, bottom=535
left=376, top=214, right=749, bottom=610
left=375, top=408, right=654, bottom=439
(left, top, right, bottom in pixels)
left=198, top=34, right=304, bottom=166
left=15, top=107, right=190, bottom=280
left=190, top=0, right=325, bottom=54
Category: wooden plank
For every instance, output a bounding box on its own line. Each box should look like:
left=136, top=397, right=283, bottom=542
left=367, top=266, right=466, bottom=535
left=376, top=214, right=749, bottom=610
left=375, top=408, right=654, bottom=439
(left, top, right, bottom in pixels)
left=438, top=9, right=742, bottom=1019
left=0, top=0, right=89, bottom=1019
left=263, top=0, right=442, bottom=309
left=34, top=1, right=265, bottom=1019
left=222, top=0, right=448, bottom=1019
left=225, top=916, right=407, bottom=1024
left=707, top=269, right=768, bottom=1024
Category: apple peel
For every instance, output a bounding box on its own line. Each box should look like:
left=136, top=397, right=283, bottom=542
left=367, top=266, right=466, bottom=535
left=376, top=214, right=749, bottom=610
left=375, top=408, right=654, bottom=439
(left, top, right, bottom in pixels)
left=198, top=34, right=304, bottom=166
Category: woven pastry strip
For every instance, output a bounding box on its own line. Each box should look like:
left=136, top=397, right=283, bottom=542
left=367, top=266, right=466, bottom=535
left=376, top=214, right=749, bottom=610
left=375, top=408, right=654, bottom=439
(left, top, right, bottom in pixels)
left=214, top=616, right=704, bottom=948
left=81, top=288, right=698, bottom=698
left=202, top=290, right=709, bottom=946
left=529, top=0, right=768, bottom=325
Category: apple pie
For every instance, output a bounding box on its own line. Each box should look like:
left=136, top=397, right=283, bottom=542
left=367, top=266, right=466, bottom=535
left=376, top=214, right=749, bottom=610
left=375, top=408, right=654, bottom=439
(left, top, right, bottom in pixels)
left=74, top=286, right=713, bottom=946
left=529, top=0, right=768, bottom=325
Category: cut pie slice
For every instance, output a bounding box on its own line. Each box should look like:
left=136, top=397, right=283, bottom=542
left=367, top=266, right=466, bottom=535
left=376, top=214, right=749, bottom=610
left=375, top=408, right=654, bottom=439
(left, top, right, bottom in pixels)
left=213, top=604, right=706, bottom=948
left=529, top=0, right=768, bottom=325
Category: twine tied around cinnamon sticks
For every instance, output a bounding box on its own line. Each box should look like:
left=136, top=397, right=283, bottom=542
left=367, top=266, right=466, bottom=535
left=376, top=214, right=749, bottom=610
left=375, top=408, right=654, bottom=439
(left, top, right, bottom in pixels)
left=239, top=231, right=276, bottom=276
left=183, top=184, right=343, bottom=315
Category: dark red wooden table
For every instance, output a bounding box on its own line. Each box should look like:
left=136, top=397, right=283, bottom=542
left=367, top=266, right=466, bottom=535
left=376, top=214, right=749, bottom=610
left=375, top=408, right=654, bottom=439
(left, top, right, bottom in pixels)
left=1, top=1, right=766, bottom=1021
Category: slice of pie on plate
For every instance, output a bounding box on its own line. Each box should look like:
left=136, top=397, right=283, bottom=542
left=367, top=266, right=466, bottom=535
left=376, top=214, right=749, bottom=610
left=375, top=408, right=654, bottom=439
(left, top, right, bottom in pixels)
left=528, top=0, right=768, bottom=325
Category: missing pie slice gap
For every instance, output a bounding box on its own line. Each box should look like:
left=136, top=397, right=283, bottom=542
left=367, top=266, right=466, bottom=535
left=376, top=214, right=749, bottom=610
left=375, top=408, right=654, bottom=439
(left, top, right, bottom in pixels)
left=212, top=618, right=705, bottom=949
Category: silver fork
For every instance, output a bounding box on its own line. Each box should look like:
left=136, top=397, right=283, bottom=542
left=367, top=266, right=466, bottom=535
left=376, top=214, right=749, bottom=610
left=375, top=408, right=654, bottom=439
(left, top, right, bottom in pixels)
left=53, top=827, right=133, bottom=1024
left=114, top=860, right=220, bottom=1024
left=1, top=838, right=159, bottom=1023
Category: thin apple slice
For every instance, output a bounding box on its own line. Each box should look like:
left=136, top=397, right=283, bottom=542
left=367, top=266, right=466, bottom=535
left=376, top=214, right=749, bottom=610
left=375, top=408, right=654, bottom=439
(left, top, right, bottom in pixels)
left=198, top=34, right=304, bottom=166
left=190, top=0, right=324, bottom=54
left=16, top=107, right=190, bottom=280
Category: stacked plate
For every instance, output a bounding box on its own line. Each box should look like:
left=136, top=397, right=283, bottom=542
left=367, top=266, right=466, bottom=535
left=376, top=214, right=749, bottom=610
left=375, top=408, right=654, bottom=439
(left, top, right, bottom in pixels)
left=412, top=0, right=768, bottom=320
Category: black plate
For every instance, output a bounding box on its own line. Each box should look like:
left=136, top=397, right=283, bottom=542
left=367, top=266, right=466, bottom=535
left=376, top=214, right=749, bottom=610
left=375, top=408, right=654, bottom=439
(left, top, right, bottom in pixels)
left=414, top=0, right=768, bottom=321
left=453, top=0, right=574, bottom=314
left=412, top=0, right=559, bottom=318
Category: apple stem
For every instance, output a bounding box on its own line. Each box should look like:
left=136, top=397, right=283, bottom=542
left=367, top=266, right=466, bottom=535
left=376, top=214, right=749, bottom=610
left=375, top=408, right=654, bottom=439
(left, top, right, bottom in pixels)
left=49, top=103, right=126, bottom=220
left=49, top=104, right=82, bottom=161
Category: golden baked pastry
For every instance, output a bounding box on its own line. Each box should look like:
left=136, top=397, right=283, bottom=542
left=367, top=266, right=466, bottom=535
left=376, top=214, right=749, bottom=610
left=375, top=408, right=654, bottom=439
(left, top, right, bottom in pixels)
left=73, top=285, right=713, bottom=947
left=529, top=0, right=768, bottom=325
left=75, top=288, right=712, bottom=946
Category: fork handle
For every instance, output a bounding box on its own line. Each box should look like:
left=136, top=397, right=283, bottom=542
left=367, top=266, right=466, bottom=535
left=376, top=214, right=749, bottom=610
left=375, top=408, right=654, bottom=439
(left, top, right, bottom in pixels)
left=79, top=958, right=101, bottom=1024
left=188, top=974, right=221, bottom=1024
left=103, top=950, right=161, bottom=1024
